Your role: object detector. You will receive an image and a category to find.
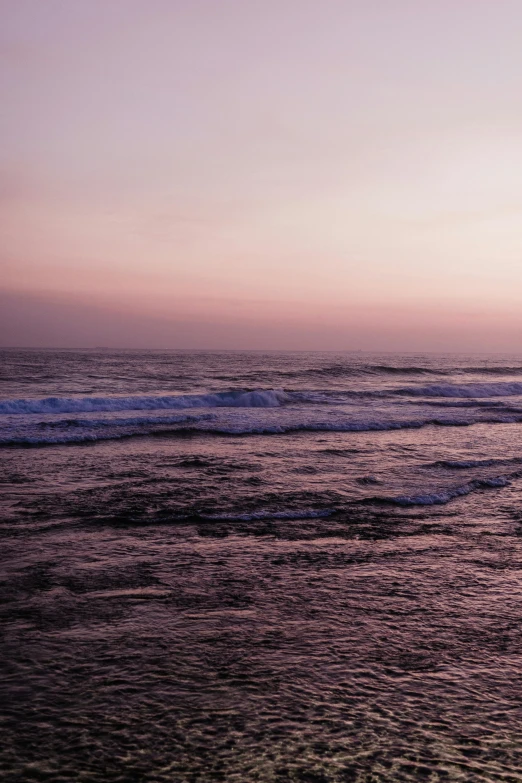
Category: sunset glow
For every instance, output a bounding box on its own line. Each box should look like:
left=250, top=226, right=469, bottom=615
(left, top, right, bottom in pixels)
left=2, top=0, right=522, bottom=349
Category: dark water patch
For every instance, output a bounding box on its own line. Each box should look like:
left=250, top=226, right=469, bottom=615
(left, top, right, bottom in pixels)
left=290, top=465, right=320, bottom=475
left=267, top=549, right=395, bottom=569
left=366, top=364, right=443, bottom=375
left=176, top=456, right=215, bottom=468
left=0, top=471, right=33, bottom=485
left=60, top=561, right=163, bottom=596
left=319, top=447, right=366, bottom=456
left=1, top=559, right=163, bottom=602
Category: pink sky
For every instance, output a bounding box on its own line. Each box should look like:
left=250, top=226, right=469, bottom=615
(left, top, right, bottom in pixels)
left=1, top=0, right=522, bottom=350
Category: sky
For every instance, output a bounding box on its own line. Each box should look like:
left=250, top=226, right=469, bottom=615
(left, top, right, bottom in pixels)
left=1, top=0, right=522, bottom=351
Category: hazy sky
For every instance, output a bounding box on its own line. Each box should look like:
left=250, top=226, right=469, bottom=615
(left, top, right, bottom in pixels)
left=1, top=0, right=522, bottom=350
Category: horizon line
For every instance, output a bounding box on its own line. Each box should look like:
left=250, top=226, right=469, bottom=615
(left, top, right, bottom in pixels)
left=1, top=346, right=520, bottom=356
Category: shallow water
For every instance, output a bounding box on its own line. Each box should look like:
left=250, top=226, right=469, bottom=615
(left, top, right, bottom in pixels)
left=2, top=350, right=522, bottom=781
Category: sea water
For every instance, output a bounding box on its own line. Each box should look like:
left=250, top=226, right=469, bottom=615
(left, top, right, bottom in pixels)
left=2, top=349, right=522, bottom=781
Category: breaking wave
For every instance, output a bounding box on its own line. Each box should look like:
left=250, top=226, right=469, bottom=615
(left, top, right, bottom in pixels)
left=0, top=389, right=290, bottom=415
left=6, top=380, right=522, bottom=421
left=398, top=382, right=522, bottom=398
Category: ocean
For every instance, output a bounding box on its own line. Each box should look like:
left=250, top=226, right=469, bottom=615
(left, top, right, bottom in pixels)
left=2, top=349, right=522, bottom=782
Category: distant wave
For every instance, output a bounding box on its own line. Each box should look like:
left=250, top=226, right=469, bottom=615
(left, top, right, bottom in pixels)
left=460, top=366, right=522, bottom=375
left=0, top=389, right=290, bottom=415
left=368, top=364, right=522, bottom=377
left=280, top=364, right=441, bottom=378
left=278, top=364, right=522, bottom=379
left=365, top=364, right=439, bottom=375
left=398, top=382, right=522, bottom=398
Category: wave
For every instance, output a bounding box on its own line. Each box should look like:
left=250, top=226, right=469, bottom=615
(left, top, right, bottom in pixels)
left=398, top=382, right=522, bottom=398
left=368, top=364, right=522, bottom=377
left=365, top=364, right=440, bottom=375
left=433, top=457, right=522, bottom=470
left=0, top=389, right=290, bottom=415
left=368, top=476, right=513, bottom=507
left=412, top=399, right=517, bottom=409
left=212, top=411, right=522, bottom=435
left=280, top=364, right=442, bottom=379
left=0, top=412, right=212, bottom=446
left=210, top=418, right=470, bottom=435
left=2, top=408, right=522, bottom=447
left=33, top=413, right=214, bottom=430
left=6, top=380, right=522, bottom=421
left=460, top=365, right=522, bottom=375
left=280, top=364, right=522, bottom=379
left=0, top=431, right=149, bottom=446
